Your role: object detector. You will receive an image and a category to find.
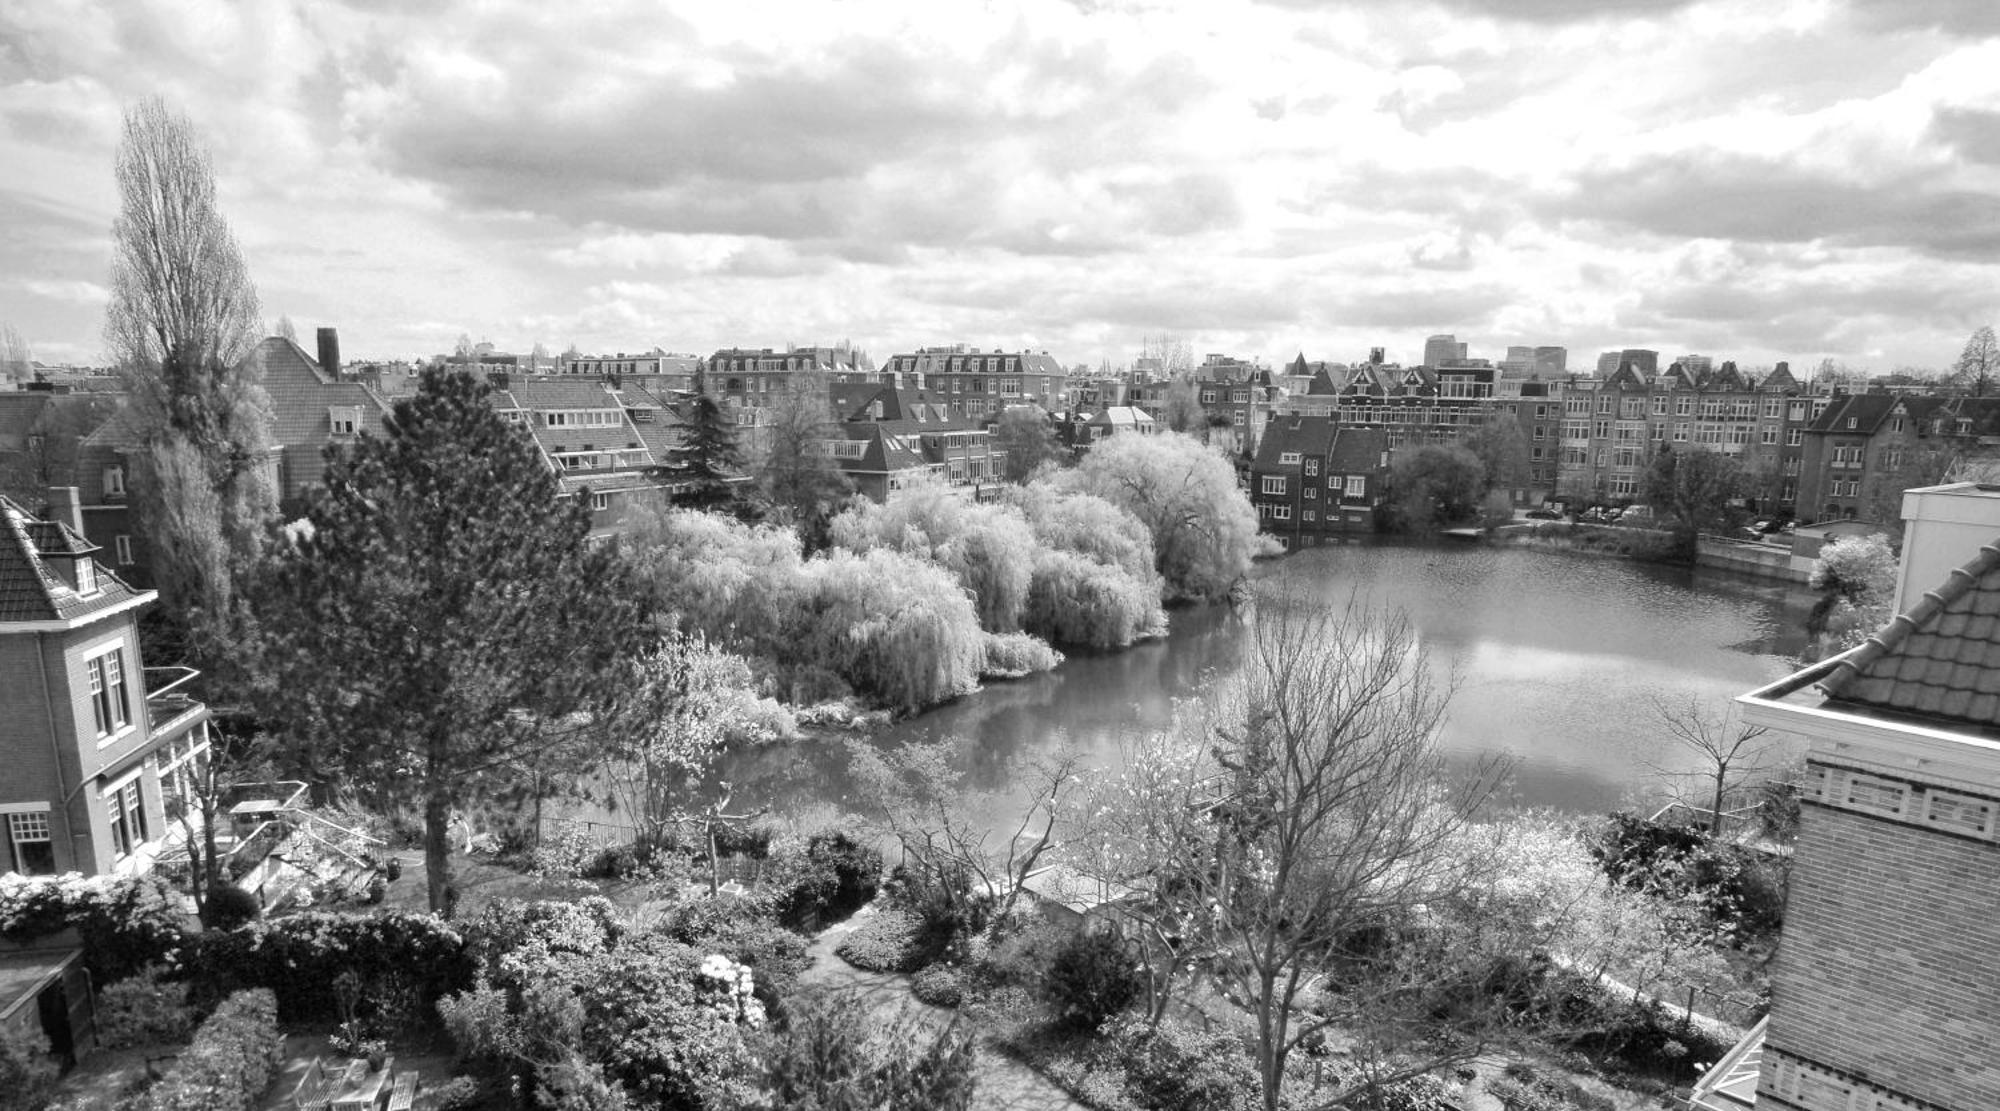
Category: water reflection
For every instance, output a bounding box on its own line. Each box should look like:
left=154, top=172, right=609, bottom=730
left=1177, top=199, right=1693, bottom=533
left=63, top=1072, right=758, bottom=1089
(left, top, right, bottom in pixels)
left=727, top=540, right=1813, bottom=825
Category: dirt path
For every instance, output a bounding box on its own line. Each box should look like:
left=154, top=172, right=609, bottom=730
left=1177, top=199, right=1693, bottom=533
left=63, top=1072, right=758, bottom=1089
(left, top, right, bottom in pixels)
left=801, top=909, right=1087, bottom=1111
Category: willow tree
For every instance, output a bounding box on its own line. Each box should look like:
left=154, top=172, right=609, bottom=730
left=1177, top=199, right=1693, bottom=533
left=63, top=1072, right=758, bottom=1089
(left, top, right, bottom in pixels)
left=251, top=369, right=654, bottom=914
left=105, top=97, right=276, bottom=678
left=1067, top=431, right=1260, bottom=601
left=827, top=481, right=1036, bottom=632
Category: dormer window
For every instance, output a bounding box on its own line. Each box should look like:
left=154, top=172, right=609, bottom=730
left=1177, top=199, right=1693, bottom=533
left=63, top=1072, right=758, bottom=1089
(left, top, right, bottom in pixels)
left=103, top=464, right=126, bottom=499
left=75, top=557, right=98, bottom=597
left=329, top=406, right=362, bottom=436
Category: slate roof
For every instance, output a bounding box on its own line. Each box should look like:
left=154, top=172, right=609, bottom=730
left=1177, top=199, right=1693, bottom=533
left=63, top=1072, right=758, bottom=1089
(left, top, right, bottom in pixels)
left=1254, top=415, right=1338, bottom=466
left=1327, top=426, right=1390, bottom=472
left=1757, top=363, right=1800, bottom=392
left=1819, top=535, right=2000, bottom=736
left=0, top=495, right=147, bottom=624
left=0, top=393, right=51, bottom=451
left=1809, top=393, right=1900, bottom=435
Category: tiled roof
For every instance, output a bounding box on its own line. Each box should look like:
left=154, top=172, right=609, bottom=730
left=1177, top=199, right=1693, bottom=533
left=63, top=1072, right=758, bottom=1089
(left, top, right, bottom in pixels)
left=1254, top=415, right=1337, bottom=465
left=1327, top=426, right=1389, bottom=471
left=1820, top=537, right=2000, bottom=735
left=0, top=495, right=146, bottom=624
left=1808, top=393, right=1898, bottom=434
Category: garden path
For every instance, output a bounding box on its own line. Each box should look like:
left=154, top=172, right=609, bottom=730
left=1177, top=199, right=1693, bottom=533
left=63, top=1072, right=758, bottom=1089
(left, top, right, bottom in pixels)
left=802, top=907, right=1087, bottom=1111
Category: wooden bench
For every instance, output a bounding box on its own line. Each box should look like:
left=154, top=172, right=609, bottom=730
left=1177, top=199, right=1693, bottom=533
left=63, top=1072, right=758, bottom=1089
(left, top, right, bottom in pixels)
left=386, top=1071, right=419, bottom=1111
left=290, top=1056, right=337, bottom=1111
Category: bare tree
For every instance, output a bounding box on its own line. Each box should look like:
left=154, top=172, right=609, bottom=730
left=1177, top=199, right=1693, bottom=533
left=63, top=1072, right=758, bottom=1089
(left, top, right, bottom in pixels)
left=1160, top=377, right=1206, bottom=436
left=274, top=315, right=298, bottom=345
left=105, top=97, right=277, bottom=681
left=1651, top=698, right=1772, bottom=836
left=1138, top=334, right=1194, bottom=381
left=1951, top=325, right=1998, bottom=397
left=1081, top=590, right=1503, bottom=1111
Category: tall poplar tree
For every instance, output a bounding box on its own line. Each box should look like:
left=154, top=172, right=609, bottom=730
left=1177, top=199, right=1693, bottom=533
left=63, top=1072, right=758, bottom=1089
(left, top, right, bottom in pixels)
left=104, top=97, right=277, bottom=678
left=251, top=369, right=654, bottom=914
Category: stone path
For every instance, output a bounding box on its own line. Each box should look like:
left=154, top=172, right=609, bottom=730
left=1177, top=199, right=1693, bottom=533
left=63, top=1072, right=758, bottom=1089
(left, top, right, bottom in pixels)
left=800, top=908, right=1088, bottom=1111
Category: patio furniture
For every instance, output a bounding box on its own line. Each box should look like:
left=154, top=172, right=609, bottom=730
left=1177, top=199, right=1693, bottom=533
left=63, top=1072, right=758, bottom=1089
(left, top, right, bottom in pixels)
left=330, top=1056, right=394, bottom=1111
left=386, top=1071, right=419, bottom=1111
left=291, top=1056, right=337, bottom=1111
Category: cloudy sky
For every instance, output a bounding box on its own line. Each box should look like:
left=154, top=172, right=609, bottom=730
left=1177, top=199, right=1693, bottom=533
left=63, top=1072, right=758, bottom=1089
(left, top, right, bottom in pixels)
left=2, top=0, right=1998, bottom=372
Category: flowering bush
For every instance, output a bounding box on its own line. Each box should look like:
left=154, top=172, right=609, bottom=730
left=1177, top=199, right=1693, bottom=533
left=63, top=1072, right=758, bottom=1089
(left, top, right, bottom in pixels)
left=94, top=964, right=195, bottom=1049
left=0, top=872, right=189, bottom=983
left=137, top=988, right=283, bottom=1111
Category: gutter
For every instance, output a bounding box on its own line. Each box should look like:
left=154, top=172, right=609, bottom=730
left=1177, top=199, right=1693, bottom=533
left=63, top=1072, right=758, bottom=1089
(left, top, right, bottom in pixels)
left=1735, top=646, right=2000, bottom=767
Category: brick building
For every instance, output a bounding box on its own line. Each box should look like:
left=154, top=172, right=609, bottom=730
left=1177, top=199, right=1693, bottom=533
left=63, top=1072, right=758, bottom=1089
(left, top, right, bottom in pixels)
left=1248, top=415, right=1389, bottom=546
left=821, top=386, right=999, bottom=501
left=1714, top=481, right=2000, bottom=1111
left=880, top=346, right=1069, bottom=417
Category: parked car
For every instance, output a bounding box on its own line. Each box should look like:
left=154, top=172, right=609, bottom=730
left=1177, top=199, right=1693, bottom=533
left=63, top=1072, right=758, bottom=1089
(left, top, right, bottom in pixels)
left=1580, top=506, right=1613, bottom=524
left=1526, top=508, right=1561, bottom=520
left=1618, top=505, right=1656, bottom=523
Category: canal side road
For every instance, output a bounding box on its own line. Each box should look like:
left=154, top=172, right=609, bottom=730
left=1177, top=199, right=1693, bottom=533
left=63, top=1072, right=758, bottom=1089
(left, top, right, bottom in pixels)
left=801, top=906, right=1087, bottom=1111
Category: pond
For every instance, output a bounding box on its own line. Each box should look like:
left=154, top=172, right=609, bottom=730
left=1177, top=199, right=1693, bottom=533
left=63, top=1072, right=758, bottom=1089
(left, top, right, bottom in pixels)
left=720, top=540, right=1816, bottom=827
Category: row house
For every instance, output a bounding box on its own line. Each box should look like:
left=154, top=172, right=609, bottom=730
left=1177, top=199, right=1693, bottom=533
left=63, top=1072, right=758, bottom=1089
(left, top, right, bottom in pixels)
left=488, top=378, right=682, bottom=536
left=560, top=351, right=702, bottom=393
left=1556, top=361, right=1811, bottom=509
left=1247, top=415, right=1390, bottom=546
left=880, top=347, right=1069, bottom=419
left=707, top=346, right=877, bottom=410
left=1487, top=377, right=1563, bottom=504
left=1325, top=363, right=1490, bottom=451
left=1797, top=394, right=2000, bottom=525
left=1193, top=358, right=1281, bottom=457
left=822, top=387, right=999, bottom=500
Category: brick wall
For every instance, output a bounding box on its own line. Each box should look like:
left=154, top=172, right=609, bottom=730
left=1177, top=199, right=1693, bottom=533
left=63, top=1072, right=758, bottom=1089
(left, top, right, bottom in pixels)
left=0, top=630, right=87, bottom=872
left=1764, top=795, right=2000, bottom=1109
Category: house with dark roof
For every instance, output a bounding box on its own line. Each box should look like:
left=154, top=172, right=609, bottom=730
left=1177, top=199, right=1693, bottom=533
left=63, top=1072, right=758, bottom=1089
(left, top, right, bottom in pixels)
left=880, top=346, right=1069, bottom=418
left=1, top=491, right=212, bottom=884
left=823, top=386, right=999, bottom=501
left=1796, top=393, right=1967, bottom=526
left=1711, top=481, right=2000, bottom=1111
left=1248, top=415, right=1389, bottom=547
left=489, top=377, right=683, bottom=536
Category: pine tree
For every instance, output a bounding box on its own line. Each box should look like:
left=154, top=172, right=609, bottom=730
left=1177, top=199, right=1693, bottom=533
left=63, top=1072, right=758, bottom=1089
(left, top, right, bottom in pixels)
left=249, top=368, right=654, bottom=915
left=667, top=395, right=743, bottom=508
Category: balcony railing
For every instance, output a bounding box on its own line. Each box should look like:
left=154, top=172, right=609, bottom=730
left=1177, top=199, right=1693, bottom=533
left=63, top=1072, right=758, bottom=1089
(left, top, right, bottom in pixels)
left=144, top=666, right=206, bottom=738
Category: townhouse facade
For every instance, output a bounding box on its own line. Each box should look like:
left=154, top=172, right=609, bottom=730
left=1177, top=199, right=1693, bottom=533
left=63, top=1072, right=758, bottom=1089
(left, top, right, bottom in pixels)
left=820, top=386, right=1000, bottom=500
left=708, top=346, right=878, bottom=410
left=1797, top=393, right=2000, bottom=525
left=1, top=492, right=212, bottom=883
left=1247, top=415, right=1390, bottom=546
left=879, top=346, right=1069, bottom=418
left=488, top=377, right=686, bottom=536
left=560, top=351, right=703, bottom=392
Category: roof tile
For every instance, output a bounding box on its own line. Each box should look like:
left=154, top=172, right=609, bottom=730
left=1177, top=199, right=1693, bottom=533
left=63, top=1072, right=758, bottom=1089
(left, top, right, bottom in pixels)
left=1820, top=539, right=2000, bottom=736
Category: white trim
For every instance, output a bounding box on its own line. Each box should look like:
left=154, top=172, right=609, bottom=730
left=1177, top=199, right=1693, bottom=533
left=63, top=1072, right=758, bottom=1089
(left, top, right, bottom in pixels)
left=0, top=590, right=156, bottom=632
left=101, top=763, right=147, bottom=796
left=0, top=802, right=53, bottom=814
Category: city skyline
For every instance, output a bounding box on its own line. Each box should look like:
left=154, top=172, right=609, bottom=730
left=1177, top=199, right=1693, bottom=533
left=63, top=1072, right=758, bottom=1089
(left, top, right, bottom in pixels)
left=2, top=0, right=1997, bottom=371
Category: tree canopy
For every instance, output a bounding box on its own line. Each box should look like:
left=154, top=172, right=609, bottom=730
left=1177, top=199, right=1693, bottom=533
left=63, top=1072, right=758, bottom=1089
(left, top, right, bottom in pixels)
left=1641, top=445, right=1741, bottom=552
left=1385, top=444, right=1486, bottom=530
left=1065, top=431, right=1260, bottom=602
left=987, top=406, right=1067, bottom=483
left=250, top=368, right=654, bottom=913
left=668, top=395, right=744, bottom=509
left=1952, top=325, right=1997, bottom=397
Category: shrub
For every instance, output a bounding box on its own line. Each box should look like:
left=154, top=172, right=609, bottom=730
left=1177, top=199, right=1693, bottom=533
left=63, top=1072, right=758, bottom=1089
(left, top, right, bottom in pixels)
left=183, top=911, right=472, bottom=1025
left=912, top=964, right=965, bottom=1008
left=571, top=934, right=762, bottom=1110
left=532, top=823, right=604, bottom=878
left=200, top=885, right=261, bottom=931
left=465, top=898, right=622, bottom=991
left=764, top=831, right=882, bottom=933
left=1488, top=1062, right=1617, bottom=1111
left=1043, top=930, right=1143, bottom=1032
left=980, top=631, right=1063, bottom=678
left=834, top=907, right=927, bottom=974
left=0, top=873, right=189, bottom=984
left=94, top=964, right=195, bottom=1049
left=138, top=988, right=283, bottom=1111
left=652, top=897, right=811, bottom=1010
left=0, top=1025, right=58, bottom=1111
left=1104, top=1014, right=1258, bottom=1111
left=427, top=1076, right=485, bottom=1111
left=764, top=990, right=977, bottom=1111
left=890, top=863, right=993, bottom=965
left=437, top=976, right=519, bottom=1066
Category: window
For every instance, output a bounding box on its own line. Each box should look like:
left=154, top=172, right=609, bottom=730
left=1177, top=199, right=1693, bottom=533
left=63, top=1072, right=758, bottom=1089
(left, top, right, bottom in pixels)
left=1200, top=391, right=1217, bottom=404
left=590, top=492, right=611, bottom=512
left=104, top=778, right=147, bottom=859
left=103, top=465, right=127, bottom=498
left=1345, top=475, right=1366, bottom=498
left=1761, top=427, right=1777, bottom=445
left=1303, top=510, right=1316, bottom=522
left=1304, top=486, right=1317, bottom=499
left=1233, top=412, right=1245, bottom=425
left=114, top=535, right=133, bottom=565
left=329, top=406, right=362, bottom=436
left=1304, top=458, right=1319, bottom=476
left=86, top=646, right=131, bottom=739
left=1270, top=504, right=1291, bottom=520
left=1675, top=397, right=1693, bottom=417
left=75, top=557, right=98, bottom=596
left=6, top=810, right=55, bottom=875
left=1786, top=428, right=1803, bottom=446
left=1652, top=396, right=1669, bottom=416
left=1261, top=476, right=1286, bottom=495
left=1279, top=452, right=1302, bottom=465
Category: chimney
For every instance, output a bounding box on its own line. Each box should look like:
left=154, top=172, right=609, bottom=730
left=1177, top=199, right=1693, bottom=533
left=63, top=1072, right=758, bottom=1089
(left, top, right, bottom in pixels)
left=317, top=327, right=341, bottom=376
left=49, top=486, right=84, bottom=534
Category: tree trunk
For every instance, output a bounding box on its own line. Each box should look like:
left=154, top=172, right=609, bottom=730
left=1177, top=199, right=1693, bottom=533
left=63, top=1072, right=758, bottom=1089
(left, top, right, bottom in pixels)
left=425, top=788, right=454, bottom=917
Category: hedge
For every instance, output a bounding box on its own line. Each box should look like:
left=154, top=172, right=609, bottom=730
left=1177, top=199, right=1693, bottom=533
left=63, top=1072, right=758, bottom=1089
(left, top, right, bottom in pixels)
left=138, top=988, right=283, bottom=1111
left=183, top=911, right=473, bottom=1025
left=0, top=873, right=189, bottom=984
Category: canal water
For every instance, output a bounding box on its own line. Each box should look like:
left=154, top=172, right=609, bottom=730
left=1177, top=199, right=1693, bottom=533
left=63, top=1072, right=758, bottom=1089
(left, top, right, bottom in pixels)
left=723, top=540, right=1817, bottom=826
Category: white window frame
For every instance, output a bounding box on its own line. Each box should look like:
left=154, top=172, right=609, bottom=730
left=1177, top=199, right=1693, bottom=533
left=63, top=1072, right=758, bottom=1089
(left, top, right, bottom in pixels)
left=328, top=406, right=362, bottom=436
left=590, top=492, right=612, bottom=512
left=103, top=464, right=127, bottom=497
left=102, top=772, right=149, bottom=862
left=1261, top=476, right=1286, bottom=495
left=85, top=640, right=135, bottom=744
left=1344, top=475, right=1366, bottom=498
left=114, top=535, right=134, bottom=565
left=4, top=804, right=56, bottom=877
left=1278, top=452, right=1302, bottom=465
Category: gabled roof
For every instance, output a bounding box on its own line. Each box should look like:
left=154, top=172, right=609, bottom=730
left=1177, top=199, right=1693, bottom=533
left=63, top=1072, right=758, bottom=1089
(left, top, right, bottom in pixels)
left=1306, top=368, right=1339, bottom=396
left=1087, top=406, right=1155, bottom=428
left=1253, top=415, right=1338, bottom=466
left=1757, top=363, right=1801, bottom=392
left=1328, top=426, right=1390, bottom=471
left=1808, top=393, right=1900, bottom=435
left=0, top=496, right=148, bottom=624
left=1603, top=363, right=1649, bottom=391
left=1819, top=536, right=2000, bottom=736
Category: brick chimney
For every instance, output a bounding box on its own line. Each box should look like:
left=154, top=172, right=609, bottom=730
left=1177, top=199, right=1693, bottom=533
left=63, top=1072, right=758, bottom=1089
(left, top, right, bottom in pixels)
left=48, top=486, right=84, bottom=533
left=316, top=327, right=341, bottom=376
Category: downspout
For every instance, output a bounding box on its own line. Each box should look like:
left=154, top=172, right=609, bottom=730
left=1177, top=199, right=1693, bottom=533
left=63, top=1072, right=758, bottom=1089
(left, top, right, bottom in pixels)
left=36, top=632, right=80, bottom=869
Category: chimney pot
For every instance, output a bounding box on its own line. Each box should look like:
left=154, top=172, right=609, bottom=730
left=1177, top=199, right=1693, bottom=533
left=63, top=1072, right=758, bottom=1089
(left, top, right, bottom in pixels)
left=317, top=327, right=341, bottom=376
left=49, top=486, right=83, bottom=534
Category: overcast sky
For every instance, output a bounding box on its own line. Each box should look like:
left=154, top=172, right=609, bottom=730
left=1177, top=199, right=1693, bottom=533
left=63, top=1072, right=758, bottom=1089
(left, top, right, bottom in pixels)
left=3, top=0, right=1998, bottom=372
